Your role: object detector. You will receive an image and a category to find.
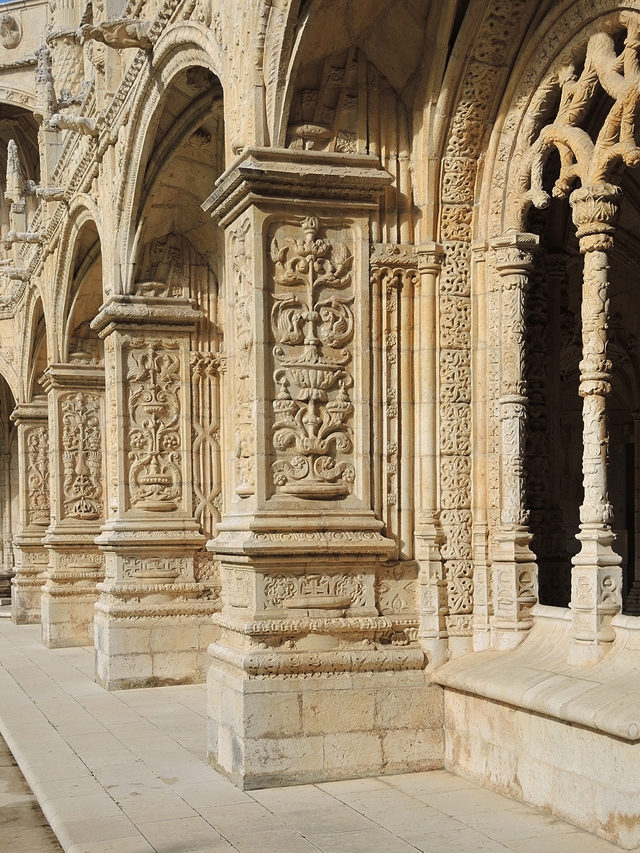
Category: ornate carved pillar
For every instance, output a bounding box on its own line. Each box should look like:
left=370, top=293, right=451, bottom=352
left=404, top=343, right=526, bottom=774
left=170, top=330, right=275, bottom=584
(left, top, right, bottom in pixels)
left=10, top=401, right=49, bottom=623
left=490, top=232, right=539, bottom=650
left=414, top=242, right=447, bottom=666
left=568, top=184, right=623, bottom=664
left=40, top=365, right=105, bottom=647
left=202, top=149, right=439, bottom=789
left=90, top=296, right=217, bottom=689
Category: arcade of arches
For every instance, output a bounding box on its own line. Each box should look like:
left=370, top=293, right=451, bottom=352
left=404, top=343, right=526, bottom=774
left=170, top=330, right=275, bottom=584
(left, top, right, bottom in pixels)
left=0, top=0, right=639, bottom=847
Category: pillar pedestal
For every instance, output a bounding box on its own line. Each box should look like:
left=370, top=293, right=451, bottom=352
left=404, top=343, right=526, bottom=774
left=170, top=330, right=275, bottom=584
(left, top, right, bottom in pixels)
left=10, top=401, right=50, bottom=623
left=202, top=149, right=444, bottom=788
left=91, top=296, right=218, bottom=689
left=39, top=366, right=106, bottom=647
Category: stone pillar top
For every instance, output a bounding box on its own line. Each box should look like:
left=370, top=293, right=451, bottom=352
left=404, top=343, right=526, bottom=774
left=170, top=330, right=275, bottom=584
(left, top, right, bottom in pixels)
left=202, top=147, right=393, bottom=226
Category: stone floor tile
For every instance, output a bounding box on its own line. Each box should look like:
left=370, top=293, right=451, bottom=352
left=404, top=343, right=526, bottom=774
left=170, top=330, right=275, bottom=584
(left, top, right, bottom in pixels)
left=251, top=783, right=338, bottom=811
left=171, top=778, right=253, bottom=808
left=33, top=774, right=109, bottom=803
left=385, top=769, right=478, bottom=796
left=317, top=777, right=389, bottom=794
left=327, top=784, right=422, bottom=814
left=67, top=836, right=156, bottom=853
left=400, top=827, right=517, bottom=852
left=43, top=792, right=125, bottom=821
left=309, top=827, right=421, bottom=853
left=117, top=790, right=199, bottom=823
left=230, top=828, right=322, bottom=853
left=52, top=814, right=141, bottom=846
left=366, top=804, right=465, bottom=837
left=277, top=803, right=377, bottom=835
left=423, top=786, right=533, bottom=816
left=139, top=815, right=235, bottom=852
left=504, top=830, right=631, bottom=853
left=200, top=801, right=290, bottom=837
left=455, top=806, right=583, bottom=841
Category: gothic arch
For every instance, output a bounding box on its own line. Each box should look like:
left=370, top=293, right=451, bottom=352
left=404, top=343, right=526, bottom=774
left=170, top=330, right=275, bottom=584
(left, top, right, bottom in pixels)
left=50, top=200, right=103, bottom=365
left=114, top=24, right=224, bottom=294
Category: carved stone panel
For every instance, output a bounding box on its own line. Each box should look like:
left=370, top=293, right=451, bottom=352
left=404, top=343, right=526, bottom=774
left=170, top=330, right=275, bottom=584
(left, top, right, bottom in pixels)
left=125, top=339, right=182, bottom=512
left=269, top=215, right=355, bottom=498
left=60, top=392, right=103, bottom=520
left=25, top=425, right=49, bottom=527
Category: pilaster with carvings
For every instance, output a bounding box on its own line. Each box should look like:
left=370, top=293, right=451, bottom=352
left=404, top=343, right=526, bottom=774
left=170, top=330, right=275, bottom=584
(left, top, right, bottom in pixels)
left=90, top=294, right=216, bottom=688
left=10, top=400, right=49, bottom=624
left=201, top=148, right=432, bottom=788
left=490, top=232, right=539, bottom=649
left=39, top=364, right=106, bottom=647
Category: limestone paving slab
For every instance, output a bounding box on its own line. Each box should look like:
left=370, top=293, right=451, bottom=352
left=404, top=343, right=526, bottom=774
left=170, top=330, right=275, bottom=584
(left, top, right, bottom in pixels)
left=0, top=620, right=637, bottom=853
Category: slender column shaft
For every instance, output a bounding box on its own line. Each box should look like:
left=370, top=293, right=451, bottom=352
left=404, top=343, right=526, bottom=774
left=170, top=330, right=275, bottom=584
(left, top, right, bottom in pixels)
left=415, top=243, right=447, bottom=666
left=490, top=232, right=539, bottom=650
left=569, top=184, right=622, bottom=664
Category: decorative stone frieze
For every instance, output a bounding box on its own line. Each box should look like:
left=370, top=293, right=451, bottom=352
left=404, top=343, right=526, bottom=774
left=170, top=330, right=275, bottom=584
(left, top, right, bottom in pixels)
left=40, top=364, right=106, bottom=648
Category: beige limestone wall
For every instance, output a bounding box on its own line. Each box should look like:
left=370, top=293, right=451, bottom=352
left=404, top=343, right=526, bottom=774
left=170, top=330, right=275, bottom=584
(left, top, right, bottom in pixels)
left=444, top=688, right=640, bottom=850
left=208, top=666, right=444, bottom=790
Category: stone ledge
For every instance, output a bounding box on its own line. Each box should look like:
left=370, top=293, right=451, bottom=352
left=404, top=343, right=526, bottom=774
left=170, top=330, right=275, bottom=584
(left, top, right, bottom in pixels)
left=433, top=604, right=640, bottom=742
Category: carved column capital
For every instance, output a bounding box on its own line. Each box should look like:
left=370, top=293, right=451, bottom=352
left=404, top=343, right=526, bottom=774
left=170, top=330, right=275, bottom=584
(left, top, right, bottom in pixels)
left=415, top=242, right=444, bottom=275
left=491, top=231, right=538, bottom=275
left=569, top=183, right=622, bottom=253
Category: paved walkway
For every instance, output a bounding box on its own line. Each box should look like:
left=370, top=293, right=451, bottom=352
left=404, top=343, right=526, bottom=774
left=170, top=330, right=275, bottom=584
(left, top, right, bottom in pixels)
left=0, top=732, right=63, bottom=851
left=0, top=621, right=634, bottom=853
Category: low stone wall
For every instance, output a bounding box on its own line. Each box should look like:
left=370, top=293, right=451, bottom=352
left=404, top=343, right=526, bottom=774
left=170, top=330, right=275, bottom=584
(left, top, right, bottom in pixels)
left=444, top=689, right=640, bottom=849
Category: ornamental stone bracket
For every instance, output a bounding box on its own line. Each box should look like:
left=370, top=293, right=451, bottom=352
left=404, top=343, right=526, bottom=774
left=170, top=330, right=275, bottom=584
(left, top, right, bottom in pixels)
left=201, top=148, right=441, bottom=790
left=89, top=296, right=218, bottom=690
left=10, top=399, right=50, bottom=625
left=39, top=364, right=106, bottom=648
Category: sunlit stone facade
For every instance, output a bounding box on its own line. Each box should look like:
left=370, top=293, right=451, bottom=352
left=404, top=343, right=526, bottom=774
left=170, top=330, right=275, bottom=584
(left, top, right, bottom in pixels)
left=0, top=0, right=639, bottom=846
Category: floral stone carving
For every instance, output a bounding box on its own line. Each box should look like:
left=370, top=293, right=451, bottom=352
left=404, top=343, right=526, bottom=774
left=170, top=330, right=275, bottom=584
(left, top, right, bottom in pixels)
left=61, top=393, right=103, bottom=520
left=26, top=426, right=49, bottom=526
left=126, top=340, right=182, bottom=512
left=270, top=215, right=355, bottom=497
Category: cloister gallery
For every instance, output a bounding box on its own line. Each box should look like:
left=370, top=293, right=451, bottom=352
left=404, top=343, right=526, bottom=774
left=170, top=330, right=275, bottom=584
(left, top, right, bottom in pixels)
left=0, top=0, right=638, bottom=847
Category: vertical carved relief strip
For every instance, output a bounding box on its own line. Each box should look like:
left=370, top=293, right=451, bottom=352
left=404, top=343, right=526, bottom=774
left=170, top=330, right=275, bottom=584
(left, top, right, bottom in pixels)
left=439, top=242, right=473, bottom=638
left=231, top=222, right=255, bottom=497
left=60, top=392, right=103, bottom=520
left=26, top=425, right=49, bottom=526
left=125, top=340, right=182, bottom=512
left=269, top=215, right=355, bottom=497
left=370, top=244, right=418, bottom=552
left=191, top=353, right=222, bottom=540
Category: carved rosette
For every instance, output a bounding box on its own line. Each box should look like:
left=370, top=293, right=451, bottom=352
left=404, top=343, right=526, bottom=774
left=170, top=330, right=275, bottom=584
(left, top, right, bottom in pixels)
left=26, top=425, right=49, bottom=526
left=125, top=340, right=182, bottom=512
left=269, top=216, right=355, bottom=498
left=61, top=392, right=103, bottom=520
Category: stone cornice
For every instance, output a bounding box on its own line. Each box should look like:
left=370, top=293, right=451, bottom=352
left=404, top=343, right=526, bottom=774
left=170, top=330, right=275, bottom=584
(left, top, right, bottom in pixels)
left=90, top=294, right=203, bottom=336
left=203, top=147, right=393, bottom=226
left=39, top=363, right=105, bottom=393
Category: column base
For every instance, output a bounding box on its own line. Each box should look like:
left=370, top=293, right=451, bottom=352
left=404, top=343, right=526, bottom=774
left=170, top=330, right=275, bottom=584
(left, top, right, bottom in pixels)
left=40, top=549, right=105, bottom=648
left=41, top=588, right=99, bottom=648
left=10, top=547, right=48, bottom=624
left=95, top=582, right=220, bottom=690
left=207, top=637, right=443, bottom=789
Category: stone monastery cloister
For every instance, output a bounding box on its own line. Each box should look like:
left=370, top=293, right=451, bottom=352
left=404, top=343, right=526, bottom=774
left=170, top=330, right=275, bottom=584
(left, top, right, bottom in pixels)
left=0, top=0, right=639, bottom=848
